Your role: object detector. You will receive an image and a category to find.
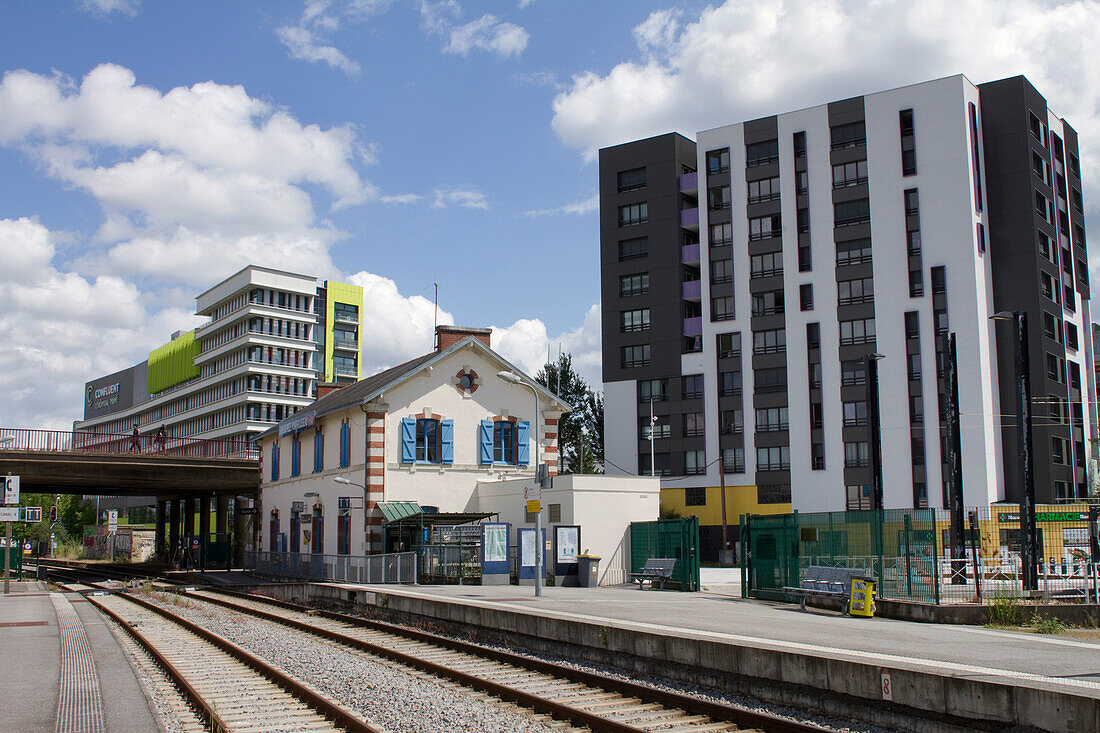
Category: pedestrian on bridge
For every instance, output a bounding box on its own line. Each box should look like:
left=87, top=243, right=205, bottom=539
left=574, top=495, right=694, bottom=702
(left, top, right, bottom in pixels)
left=129, top=424, right=141, bottom=452
left=155, top=425, right=166, bottom=452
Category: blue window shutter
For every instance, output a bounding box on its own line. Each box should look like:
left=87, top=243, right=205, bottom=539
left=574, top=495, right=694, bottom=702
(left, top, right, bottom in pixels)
left=479, top=420, right=493, bottom=465
left=440, top=419, right=454, bottom=464
left=314, top=431, right=323, bottom=473
left=271, top=444, right=279, bottom=481
left=517, top=421, right=530, bottom=465
left=400, top=418, right=416, bottom=463
left=291, top=436, right=299, bottom=477
left=340, top=423, right=349, bottom=468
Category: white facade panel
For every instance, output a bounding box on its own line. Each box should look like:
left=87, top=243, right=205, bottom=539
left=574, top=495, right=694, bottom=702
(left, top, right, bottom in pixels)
left=604, top=379, right=639, bottom=476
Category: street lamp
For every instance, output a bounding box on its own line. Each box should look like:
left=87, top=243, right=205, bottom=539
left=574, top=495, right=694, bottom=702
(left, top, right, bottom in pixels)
left=497, top=370, right=543, bottom=598
left=990, top=310, right=1037, bottom=591
left=860, top=353, right=886, bottom=511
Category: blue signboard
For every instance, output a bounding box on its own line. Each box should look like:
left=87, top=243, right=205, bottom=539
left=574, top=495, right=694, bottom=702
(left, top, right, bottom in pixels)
left=518, top=527, right=546, bottom=581
left=481, top=522, right=510, bottom=584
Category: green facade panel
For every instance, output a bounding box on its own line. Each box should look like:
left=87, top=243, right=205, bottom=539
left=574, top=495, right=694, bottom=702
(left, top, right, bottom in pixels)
left=324, top=280, right=363, bottom=380
left=147, top=330, right=200, bottom=394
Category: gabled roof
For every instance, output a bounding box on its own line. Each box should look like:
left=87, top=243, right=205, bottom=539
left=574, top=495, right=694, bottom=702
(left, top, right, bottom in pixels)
left=258, top=335, right=570, bottom=440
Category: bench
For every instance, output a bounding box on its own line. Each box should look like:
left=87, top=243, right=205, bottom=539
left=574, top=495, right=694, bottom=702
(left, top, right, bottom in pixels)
left=630, top=558, right=676, bottom=590
left=783, top=565, right=872, bottom=613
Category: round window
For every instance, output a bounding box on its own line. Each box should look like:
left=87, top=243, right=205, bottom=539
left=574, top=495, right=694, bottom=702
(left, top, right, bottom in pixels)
left=459, top=373, right=475, bottom=391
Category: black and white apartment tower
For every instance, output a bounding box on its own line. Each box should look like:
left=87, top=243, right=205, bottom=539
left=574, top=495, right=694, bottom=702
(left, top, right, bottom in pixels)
left=600, top=74, right=1095, bottom=518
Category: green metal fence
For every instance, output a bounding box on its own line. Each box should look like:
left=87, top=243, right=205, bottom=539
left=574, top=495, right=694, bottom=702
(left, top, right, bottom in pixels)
left=629, top=516, right=701, bottom=591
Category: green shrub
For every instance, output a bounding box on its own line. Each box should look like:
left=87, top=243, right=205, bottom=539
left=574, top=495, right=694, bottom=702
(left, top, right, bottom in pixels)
left=986, top=591, right=1022, bottom=626
left=1030, top=612, right=1066, bottom=635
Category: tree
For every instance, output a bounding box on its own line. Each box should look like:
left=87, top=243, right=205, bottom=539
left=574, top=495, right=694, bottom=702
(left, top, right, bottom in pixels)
left=536, top=354, right=603, bottom=474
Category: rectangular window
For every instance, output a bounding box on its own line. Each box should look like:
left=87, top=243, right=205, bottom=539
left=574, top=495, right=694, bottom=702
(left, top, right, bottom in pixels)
left=800, top=284, right=814, bottom=311
left=839, top=318, right=876, bottom=345
left=1040, top=271, right=1056, bottom=302
left=749, top=214, right=781, bottom=240
left=548, top=503, right=562, bottom=522
left=720, top=409, right=743, bottom=434
left=807, top=322, right=821, bottom=350
left=968, top=102, right=983, bottom=211
left=1066, top=323, right=1079, bottom=350
left=843, top=401, right=868, bottom=427
left=754, top=367, right=787, bottom=392
left=619, top=273, right=649, bottom=297
left=1035, top=191, right=1049, bottom=222
left=1038, top=231, right=1052, bottom=261
left=617, top=167, right=646, bottom=192
left=750, top=252, right=783, bottom=277
left=751, top=290, right=784, bottom=316
left=831, top=121, right=866, bottom=149
left=746, top=139, right=779, bottom=167
left=618, top=237, right=647, bottom=260
left=908, top=269, right=923, bottom=297
left=844, top=441, right=870, bottom=468
left=899, top=108, right=914, bottom=136
left=1052, top=437, right=1067, bottom=465
left=707, top=148, right=730, bottom=175
left=812, top=442, right=825, bottom=470
left=684, top=450, right=706, bottom=475
left=796, top=171, right=808, bottom=195
left=685, top=486, right=706, bottom=506
left=718, top=370, right=742, bottom=396
left=756, top=445, right=791, bottom=471
left=832, top=160, right=868, bottom=188
left=931, top=266, right=946, bottom=294
left=747, top=176, right=781, bottom=203
left=1042, top=311, right=1060, bottom=341
left=638, top=378, right=668, bottom=402
left=618, top=202, right=648, bottom=226
left=909, top=394, right=924, bottom=424
left=620, top=308, right=651, bottom=332
left=709, top=222, right=732, bottom=246
left=797, top=207, right=810, bottom=233
left=904, top=189, right=920, bottom=216
left=493, top=420, right=515, bottom=464
left=1071, top=187, right=1083, bottom=212
left=416, top=418, right=440, bottom=463
left=808, top=362, right=822, bottom=388
left=642, top=416, right=670, bottom=439
left=755, top=407, right=789, bottom=432
left=793, top=131, right=807, bottom=158
left=907, top=352, right=922, bottom=380
left=620, top=344, right=651, bottom=368
left=711, top=296, right=734, bottom=321
left=683, top=413, right=705, bottom=437
left=717, top=333, right=740, bottom=358
left=753, top=328, right=786, bottom=354
left=682, top=374, right=704, bottom=399
left=834, top=199, right=870, bottom=226
left=722, top=448, right=745, bottom=473
left=1033, top=151, right=1049, bottom=183
left=710, top=258, right=733, bottom=284
left=1046, top=353, right=1063, bottom=382
left=838, top=277, right=874, bottom=305
left=709, top=185, right=731, bottom=210
left=836, top=238, right=873, bottom=266
left=900, top=107, right=917, bottom=176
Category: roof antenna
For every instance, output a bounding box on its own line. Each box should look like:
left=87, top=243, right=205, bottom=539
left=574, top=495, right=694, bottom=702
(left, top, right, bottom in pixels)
left=433, top=281, right=438, bottom=350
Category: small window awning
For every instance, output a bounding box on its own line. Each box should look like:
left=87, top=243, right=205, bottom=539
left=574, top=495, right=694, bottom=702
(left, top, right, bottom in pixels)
left=376, top=501, right=497, bottom=529
left=377, top=501, right=422, bottom=524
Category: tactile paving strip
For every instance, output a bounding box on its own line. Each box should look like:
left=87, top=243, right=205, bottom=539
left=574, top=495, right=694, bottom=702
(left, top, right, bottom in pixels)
left=52, top=594, right=106, bottom=733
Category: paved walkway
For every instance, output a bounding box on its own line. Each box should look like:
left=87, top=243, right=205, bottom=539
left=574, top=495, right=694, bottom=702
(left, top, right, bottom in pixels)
left=0, top=583, right=161, bottom=732
left=346, top=573, right=1100, bottom=696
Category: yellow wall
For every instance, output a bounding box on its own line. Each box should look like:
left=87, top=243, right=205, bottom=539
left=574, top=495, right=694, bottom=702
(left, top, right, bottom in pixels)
left=661, top=484, right=791, bottom=525
left=324, top=280, right=364, bottom=380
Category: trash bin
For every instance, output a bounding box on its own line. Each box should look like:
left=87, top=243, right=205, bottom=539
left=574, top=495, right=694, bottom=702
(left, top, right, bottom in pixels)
left=577, top=554, right=601, bottom=587
left=847, top=577, right=876, bottom=617
left=36, top=564, right=47, bottom=581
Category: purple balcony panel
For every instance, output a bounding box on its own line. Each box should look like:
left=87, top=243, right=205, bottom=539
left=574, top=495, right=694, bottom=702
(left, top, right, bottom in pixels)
left=681, top=243, right=700, bottom=264
left=682, top=279, right=701, bottom=300
left=683, top=316, right=702, bottom=337
left=679, top=171, right=698, bottom=193
left=680, top=207, right=699, bottom=228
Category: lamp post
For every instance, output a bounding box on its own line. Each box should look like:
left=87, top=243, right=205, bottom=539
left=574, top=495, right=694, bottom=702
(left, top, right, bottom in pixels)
left=649, top=398, right=656, bottom=477
left=990, top=310, right=1037, bottom=591
left=497, top=370, right=543, bottom=598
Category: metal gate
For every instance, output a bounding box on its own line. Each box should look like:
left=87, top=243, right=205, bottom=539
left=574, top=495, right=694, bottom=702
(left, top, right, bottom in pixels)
left=743, top=513, right=799, bottom=600
left=629, top=517, right=700, bottom=591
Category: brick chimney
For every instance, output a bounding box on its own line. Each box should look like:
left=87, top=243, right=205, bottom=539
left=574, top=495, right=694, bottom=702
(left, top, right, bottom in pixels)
left=436, top=325, right=492, bottom=352
left=316, top=382, right=345, bottom=399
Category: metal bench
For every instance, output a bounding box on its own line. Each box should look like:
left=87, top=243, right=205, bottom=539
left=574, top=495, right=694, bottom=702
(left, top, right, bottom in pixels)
left=783, top=565, right=872, bottom=612
left=630, top=558, right=676, bottom=590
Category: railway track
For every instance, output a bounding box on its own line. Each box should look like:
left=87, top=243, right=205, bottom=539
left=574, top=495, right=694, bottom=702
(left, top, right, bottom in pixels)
left=176, top=587, right=827, bottom=733
left=82, top=589, right=378, bottom=733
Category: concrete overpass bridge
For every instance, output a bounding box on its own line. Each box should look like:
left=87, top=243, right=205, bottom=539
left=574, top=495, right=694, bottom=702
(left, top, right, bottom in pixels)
left=0, top=428, right=259, bottom=566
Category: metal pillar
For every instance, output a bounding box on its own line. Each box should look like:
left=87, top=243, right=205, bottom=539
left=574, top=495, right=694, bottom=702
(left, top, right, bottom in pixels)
left=183, top=497, right=194, bottom=569
left=155, top=500, right=166, bottom=559
left=167, top=498, right=180, bottom=566
left=215, top=494, right=228, bottom=569
left=199, top=495, right=211, bottom=572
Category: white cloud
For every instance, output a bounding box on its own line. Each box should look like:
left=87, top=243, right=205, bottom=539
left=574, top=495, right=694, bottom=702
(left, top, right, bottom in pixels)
left=419, top=0, right=461, bottom=34
left=348, top=271, right=454, bottom=371
left=492, top=304, right=603, bottom=389
left=445, top=14, right=529, bottom=58
left=79, top=0, right=139, bottom=17
left=277, top=23, right=362, bottom=76
left=432, top=186, right=489, bottom=210
left=522, top=193, right=597, bottom=217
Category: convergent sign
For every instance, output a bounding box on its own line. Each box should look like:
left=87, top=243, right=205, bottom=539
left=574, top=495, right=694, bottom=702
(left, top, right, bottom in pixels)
left=997, top=511, right=1088, bottom=523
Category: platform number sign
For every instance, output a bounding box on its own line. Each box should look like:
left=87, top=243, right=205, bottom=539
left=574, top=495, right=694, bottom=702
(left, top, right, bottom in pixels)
left=880, top=670, right=893, bottom=701
left=2, top=475, right=19, bottom=505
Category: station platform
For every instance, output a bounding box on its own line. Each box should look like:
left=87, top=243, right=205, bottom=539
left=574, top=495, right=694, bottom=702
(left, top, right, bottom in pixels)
left=0, top=582, right=161, bottom=732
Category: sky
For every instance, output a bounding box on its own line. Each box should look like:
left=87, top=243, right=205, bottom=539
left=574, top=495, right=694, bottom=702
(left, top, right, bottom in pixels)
left=1, top=0, right=1099, bottom=430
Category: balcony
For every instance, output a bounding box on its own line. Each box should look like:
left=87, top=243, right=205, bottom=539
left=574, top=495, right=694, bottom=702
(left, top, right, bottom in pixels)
left=681, top=243, right=700, bottom=265
left=682, top=280, right=701, bottom=301
left=333, top=311, right=359, bottom=325
left=680, top=207, right=699, bottom=231
left=332, top=336, right=358, bottom=352
left=679, top=171, right=698, bottom=195
left=683, top=317, right=702, bottom=337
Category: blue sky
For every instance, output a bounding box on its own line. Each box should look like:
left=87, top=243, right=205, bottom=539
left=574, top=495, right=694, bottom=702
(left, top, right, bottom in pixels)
left=1, top=0, right=1098, bottom=428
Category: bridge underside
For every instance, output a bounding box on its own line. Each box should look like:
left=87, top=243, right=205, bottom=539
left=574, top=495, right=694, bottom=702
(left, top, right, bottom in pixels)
left=0, top=450, right=258, bottom=497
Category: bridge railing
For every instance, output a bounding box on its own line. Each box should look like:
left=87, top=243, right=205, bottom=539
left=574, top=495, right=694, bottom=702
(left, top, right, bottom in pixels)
left=0, top=428, right=257, bottom=460
left=244, top=550, right=418, bottom=584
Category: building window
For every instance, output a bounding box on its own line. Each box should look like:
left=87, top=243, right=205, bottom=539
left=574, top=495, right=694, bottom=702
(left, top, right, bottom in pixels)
left=751, top=290, right=784, bottom=316
left=619, top=273, right=649, bottom=297
left=414, top=418, right=440, bottom=462
left=749, top=214, right=782, bottom=241
left=618, top=202, right=648, bottom=227
left=642, top=416, right=670, bottom=439
left=807, top=323, right=821, bottom=351
left=753, top=328, right=786, bottom=354
left=750, top=252, right=783, bottom=278
left=968, top=103, right=983, bottom=211
left=717, top=332, right=740, bottom=358
left=843, top=401, right=868, bottom=427
left=847, top=484, right=873, bottom=510
left=617, top=167, right=646, bottom=192
left=684, top=450, right=706, bottom=475
left=639, top=378, right=668, bottom=402
left=682, top=374, right=704, bottom=399
left=709, top=185, right=731, bottom=210
left=721, top=409, right=743, bottom=434
left=492, top=420, right=517, bottom=464
left=839, top=318, right=876, bottom=345
left=832, top=160, right=868, bottom=188
left=837, top=238, right=872, bottom=266
left=620, top=308, right=651, bottom=333
left=838, top=277, right=874, bottom=305
left=1066, top=323, right=1079, bottom=351
left=711, top=296, right=734, bottom=321
left=800, top=284, right=814, bottom=311
left=711, top=258, right=733, bottom=284
left=722, top=448, right=745, bottom=473
left=1035, top=191, right=1050, bottom=222
left=909, top=395, right=924, bottom=424
left=796, top=171, right=808, bottom=195
left=747, top=177, right=781, bottom=203
left=1039, top=271, right=1057, bottom=302
left=640, top=452, right=671, bottom=476
left=754, top=367, right=787, bottom=393
left=707, top=148, right=730, bottom=175
left=756, top=446, right=790, bottom=471
left=746, top=139, right=779, bottom=167
left=834, top=199, right=870, bottom=227
left=685, top=487, right=706, bottom=506
left=904, top=189, right=920, bottom=216
left=844, top=441, right=870, bottom=468
left=1052, top=437, right=1067, bottom=465
left=797, top=206, right=810, bottom=233
left=793, top=131, right=806, bottom=158
left=718, top=371, right=742, bottom=396
left=841, top=360, right=867, bottom=386
left=755, top=407, right=789, bottom=432
left=618, top=237, right=647, bottom=260
left=831, top=121, right=866, bottom=150
left=620, top=344, right=651, bottom=368
left=908, top=352, right=922, bottom=380
left=684, top=413, right=705, bottom=437
left=709, top=222, right=732, bottom=247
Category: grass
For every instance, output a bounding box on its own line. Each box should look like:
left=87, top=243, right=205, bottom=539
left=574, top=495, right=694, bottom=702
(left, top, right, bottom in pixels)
left=986, top=591, right=1023, bottom=627
left=1030, top=612, right=1067, bottom=635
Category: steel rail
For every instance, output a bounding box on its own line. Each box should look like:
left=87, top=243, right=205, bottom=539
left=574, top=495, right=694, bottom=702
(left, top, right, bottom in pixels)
left=103, top=591, right=380, bottom=733
left=85, top=593, right=235, bottom=733
left=191, top=588, right=827, bottom=733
